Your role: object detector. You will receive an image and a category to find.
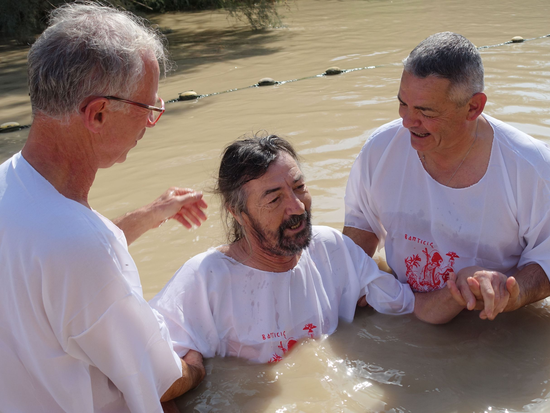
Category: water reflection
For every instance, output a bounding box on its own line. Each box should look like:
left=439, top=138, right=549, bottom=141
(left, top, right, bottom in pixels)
left=179, top=305, right=550, bottom=413
left=3, top=0, right=550, bottom=411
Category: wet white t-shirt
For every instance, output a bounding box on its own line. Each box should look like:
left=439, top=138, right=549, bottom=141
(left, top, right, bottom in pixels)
left=150, top=226, right=414, bottom=364
left=345, top=115, right=550, bottom=291
left=0, top=153, right=182, bottom=413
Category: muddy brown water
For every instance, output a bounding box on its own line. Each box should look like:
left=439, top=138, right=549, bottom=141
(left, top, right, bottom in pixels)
left=2, top=0, right=550, bottom=411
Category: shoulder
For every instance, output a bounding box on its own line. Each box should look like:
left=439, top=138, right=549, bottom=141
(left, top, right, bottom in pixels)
left=363, top=119, right=405, bottom=149
left=488, top=115, right=550, bottom=174
left=353, top=119, right=409, bottom=168
left=158, top=248, right=227, bottom=293
left=309, top=225, right=348, bottom=252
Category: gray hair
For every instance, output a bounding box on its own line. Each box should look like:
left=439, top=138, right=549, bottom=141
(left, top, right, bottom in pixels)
left=403, top=32, right=484, bottom=106
left=27, top=2, right=170, bottom=118
left=215, top=134, right=300, bottom=243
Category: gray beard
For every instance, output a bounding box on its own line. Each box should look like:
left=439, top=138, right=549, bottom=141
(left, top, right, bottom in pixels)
left=247, top=210, right=312, bottom=257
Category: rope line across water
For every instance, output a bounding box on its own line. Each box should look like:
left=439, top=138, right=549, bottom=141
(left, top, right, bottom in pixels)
left=2, top=34, right=548, bottom=134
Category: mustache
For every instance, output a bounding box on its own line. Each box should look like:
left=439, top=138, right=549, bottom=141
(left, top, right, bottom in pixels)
left=280, top=212, right=308, bottom=231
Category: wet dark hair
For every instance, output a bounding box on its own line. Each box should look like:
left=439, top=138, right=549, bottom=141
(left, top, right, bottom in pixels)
left=215, top=134, right=299, bottom=243
left=403, top=32, right=484, bottom=106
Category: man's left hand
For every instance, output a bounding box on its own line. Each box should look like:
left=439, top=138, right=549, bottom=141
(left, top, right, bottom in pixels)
left=447, top=266, right=519, bottom=320
left=113, top=187, right=208, bottom=246
left=150, top=187, right=208, bottom=229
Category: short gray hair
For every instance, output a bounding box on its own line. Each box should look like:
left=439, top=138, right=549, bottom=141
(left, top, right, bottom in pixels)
left=28, top=2, right=170, bottom=118
left=403, top=32, right=484, bottom=106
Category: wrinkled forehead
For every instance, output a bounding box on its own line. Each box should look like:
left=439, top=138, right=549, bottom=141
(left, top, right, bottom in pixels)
left=243, top=152, right=304, bottom=197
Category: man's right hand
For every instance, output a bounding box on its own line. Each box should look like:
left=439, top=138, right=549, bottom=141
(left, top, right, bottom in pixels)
left=182, top=350, right=206, bottom=386
left=160, top=350, right=206, bottom=402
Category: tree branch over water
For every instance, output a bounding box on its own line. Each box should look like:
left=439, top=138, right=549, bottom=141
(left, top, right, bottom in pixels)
left=0, top=0, right=288, bottom=44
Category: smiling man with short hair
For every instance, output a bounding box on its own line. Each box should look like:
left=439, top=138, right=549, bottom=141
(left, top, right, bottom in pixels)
left=344, top=32, right=550, bottom=321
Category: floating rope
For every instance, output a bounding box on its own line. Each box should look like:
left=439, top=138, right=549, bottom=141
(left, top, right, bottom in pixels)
left=2, top=34, right=549, bottom=134
left=168, top=34, right=549, bottom=103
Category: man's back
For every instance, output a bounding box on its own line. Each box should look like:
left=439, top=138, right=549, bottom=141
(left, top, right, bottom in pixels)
left=0, top=153, right=181, bottom=412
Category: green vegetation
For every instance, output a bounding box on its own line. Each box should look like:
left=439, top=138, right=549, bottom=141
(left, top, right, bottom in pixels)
left=0, top=0, right=285, bottom=44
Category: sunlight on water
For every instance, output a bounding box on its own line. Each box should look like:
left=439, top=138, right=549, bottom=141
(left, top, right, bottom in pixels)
left=2, top=0, right=550, bottom=411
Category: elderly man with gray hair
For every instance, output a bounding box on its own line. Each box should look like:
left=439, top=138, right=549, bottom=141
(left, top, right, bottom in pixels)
left=0, top=3, right=207, bottom=412
left=344, top=32, right=550, bottom=321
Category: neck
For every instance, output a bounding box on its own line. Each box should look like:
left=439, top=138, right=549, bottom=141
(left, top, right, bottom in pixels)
left=225, top=238, right=301, bottom=272
left=22, top=114, right=98, bottom=207
left=425, top=120, right=479, bottom=169
left=420, top=117, right=488, bottom=188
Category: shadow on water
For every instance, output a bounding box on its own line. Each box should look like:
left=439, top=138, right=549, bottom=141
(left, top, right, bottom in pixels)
left=0, top=42, right=30, bottom=95
left=155, top=19, right=285, bottom=75
left=175, top=356, right=284, bottom=412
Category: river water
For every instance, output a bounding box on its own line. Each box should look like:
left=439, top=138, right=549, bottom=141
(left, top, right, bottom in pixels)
left=2, top=0, right=550, bottom=411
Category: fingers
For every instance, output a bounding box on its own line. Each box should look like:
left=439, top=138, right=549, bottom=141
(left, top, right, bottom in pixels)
left=446, top=272, right=467, bottom=307
left=474, top=276, right=496, bottom=319
left=506, top=276, right=519, bottom=297
left=156, top=187, right=208, bottom=230
left=459, top=277, right=477, bottom=311
left=183, top=349, right=204, bottom=367
left=174, top=202, right=207, bottom=228
left=505, top=276, right=520, bottom=311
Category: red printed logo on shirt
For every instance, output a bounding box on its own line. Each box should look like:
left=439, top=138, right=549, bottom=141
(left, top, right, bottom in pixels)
left=404, top=246, right=459, bottom=292
left=268, top=339, right=298, bottom=363
left=303, top=323, right=317, bottom=338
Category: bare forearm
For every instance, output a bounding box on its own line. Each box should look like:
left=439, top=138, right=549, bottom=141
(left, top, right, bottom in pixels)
left=160, top=358, right=206, bottom=402
left=414, top=287, right=465, bottom=324
left=343, top=226, right=379, bottom=257
left=508, top=263, right=550, bottom=311
left=113, top=206, right=159, bottom=246
left=113, top=188, right=207, bottom=246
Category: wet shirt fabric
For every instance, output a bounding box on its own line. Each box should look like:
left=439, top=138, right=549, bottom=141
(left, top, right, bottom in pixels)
left=150, top=226, right=414, bottom=364
left=345, top=114, right=550, bottom=292
left=0, top=153, right=182, bottom=413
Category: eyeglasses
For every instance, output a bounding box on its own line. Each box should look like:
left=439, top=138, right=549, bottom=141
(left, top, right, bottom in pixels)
left=103, top=96, right=165, bottom=126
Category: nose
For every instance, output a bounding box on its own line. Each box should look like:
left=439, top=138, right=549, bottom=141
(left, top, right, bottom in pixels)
left=399, top=106, right=420, bottom=129
left=286, top=191, right=306, bottom=216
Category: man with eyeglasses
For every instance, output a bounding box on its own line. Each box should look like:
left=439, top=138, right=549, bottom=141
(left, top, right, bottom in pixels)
left=0, top=3, right=206, bottom=412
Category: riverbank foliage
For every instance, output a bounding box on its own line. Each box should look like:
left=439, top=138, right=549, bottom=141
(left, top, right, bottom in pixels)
left=1, top=0, right=285, bottom=44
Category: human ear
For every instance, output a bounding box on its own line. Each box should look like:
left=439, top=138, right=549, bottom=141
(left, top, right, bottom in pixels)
left=80, top=97, right=108, bottom=133
left=467, top=92, right=487, bottom=121
left=228, top=207, right=245, bottom=226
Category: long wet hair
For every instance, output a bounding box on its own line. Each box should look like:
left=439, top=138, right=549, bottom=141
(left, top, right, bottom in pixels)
left=215, top=134, right=300, bottom=243
left=403, top=32, right=484, bottom=106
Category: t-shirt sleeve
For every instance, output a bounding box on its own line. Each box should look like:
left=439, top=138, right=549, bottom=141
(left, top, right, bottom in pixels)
left=42, top=235, right=182, bottom=413
left=517, top=174, right=550, bottom=280
left=344, top=140, right=387, bottom=246
left=67, top=294, right=183, bottom=413
left=149, top=259, right=220, bottom=359
left=343, top=233, right=415, bottom=315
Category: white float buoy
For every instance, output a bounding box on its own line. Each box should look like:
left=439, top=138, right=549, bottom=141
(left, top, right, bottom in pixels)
left=0, top=122, right=20, bottom=129
left=178, top=90, right=199, bottom=101
left=324, top=67, right=343, bottom=76
left=511, top=36, right=524, bottom=43
left=258, top=78, right=276, bottom=86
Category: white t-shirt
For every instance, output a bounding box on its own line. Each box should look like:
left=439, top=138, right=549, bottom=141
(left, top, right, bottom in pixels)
left=150, top=226, right=414, bottom=364
left=345, top=115, right=550, bottom=292
left=0, top=153, right=182, bottom=413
